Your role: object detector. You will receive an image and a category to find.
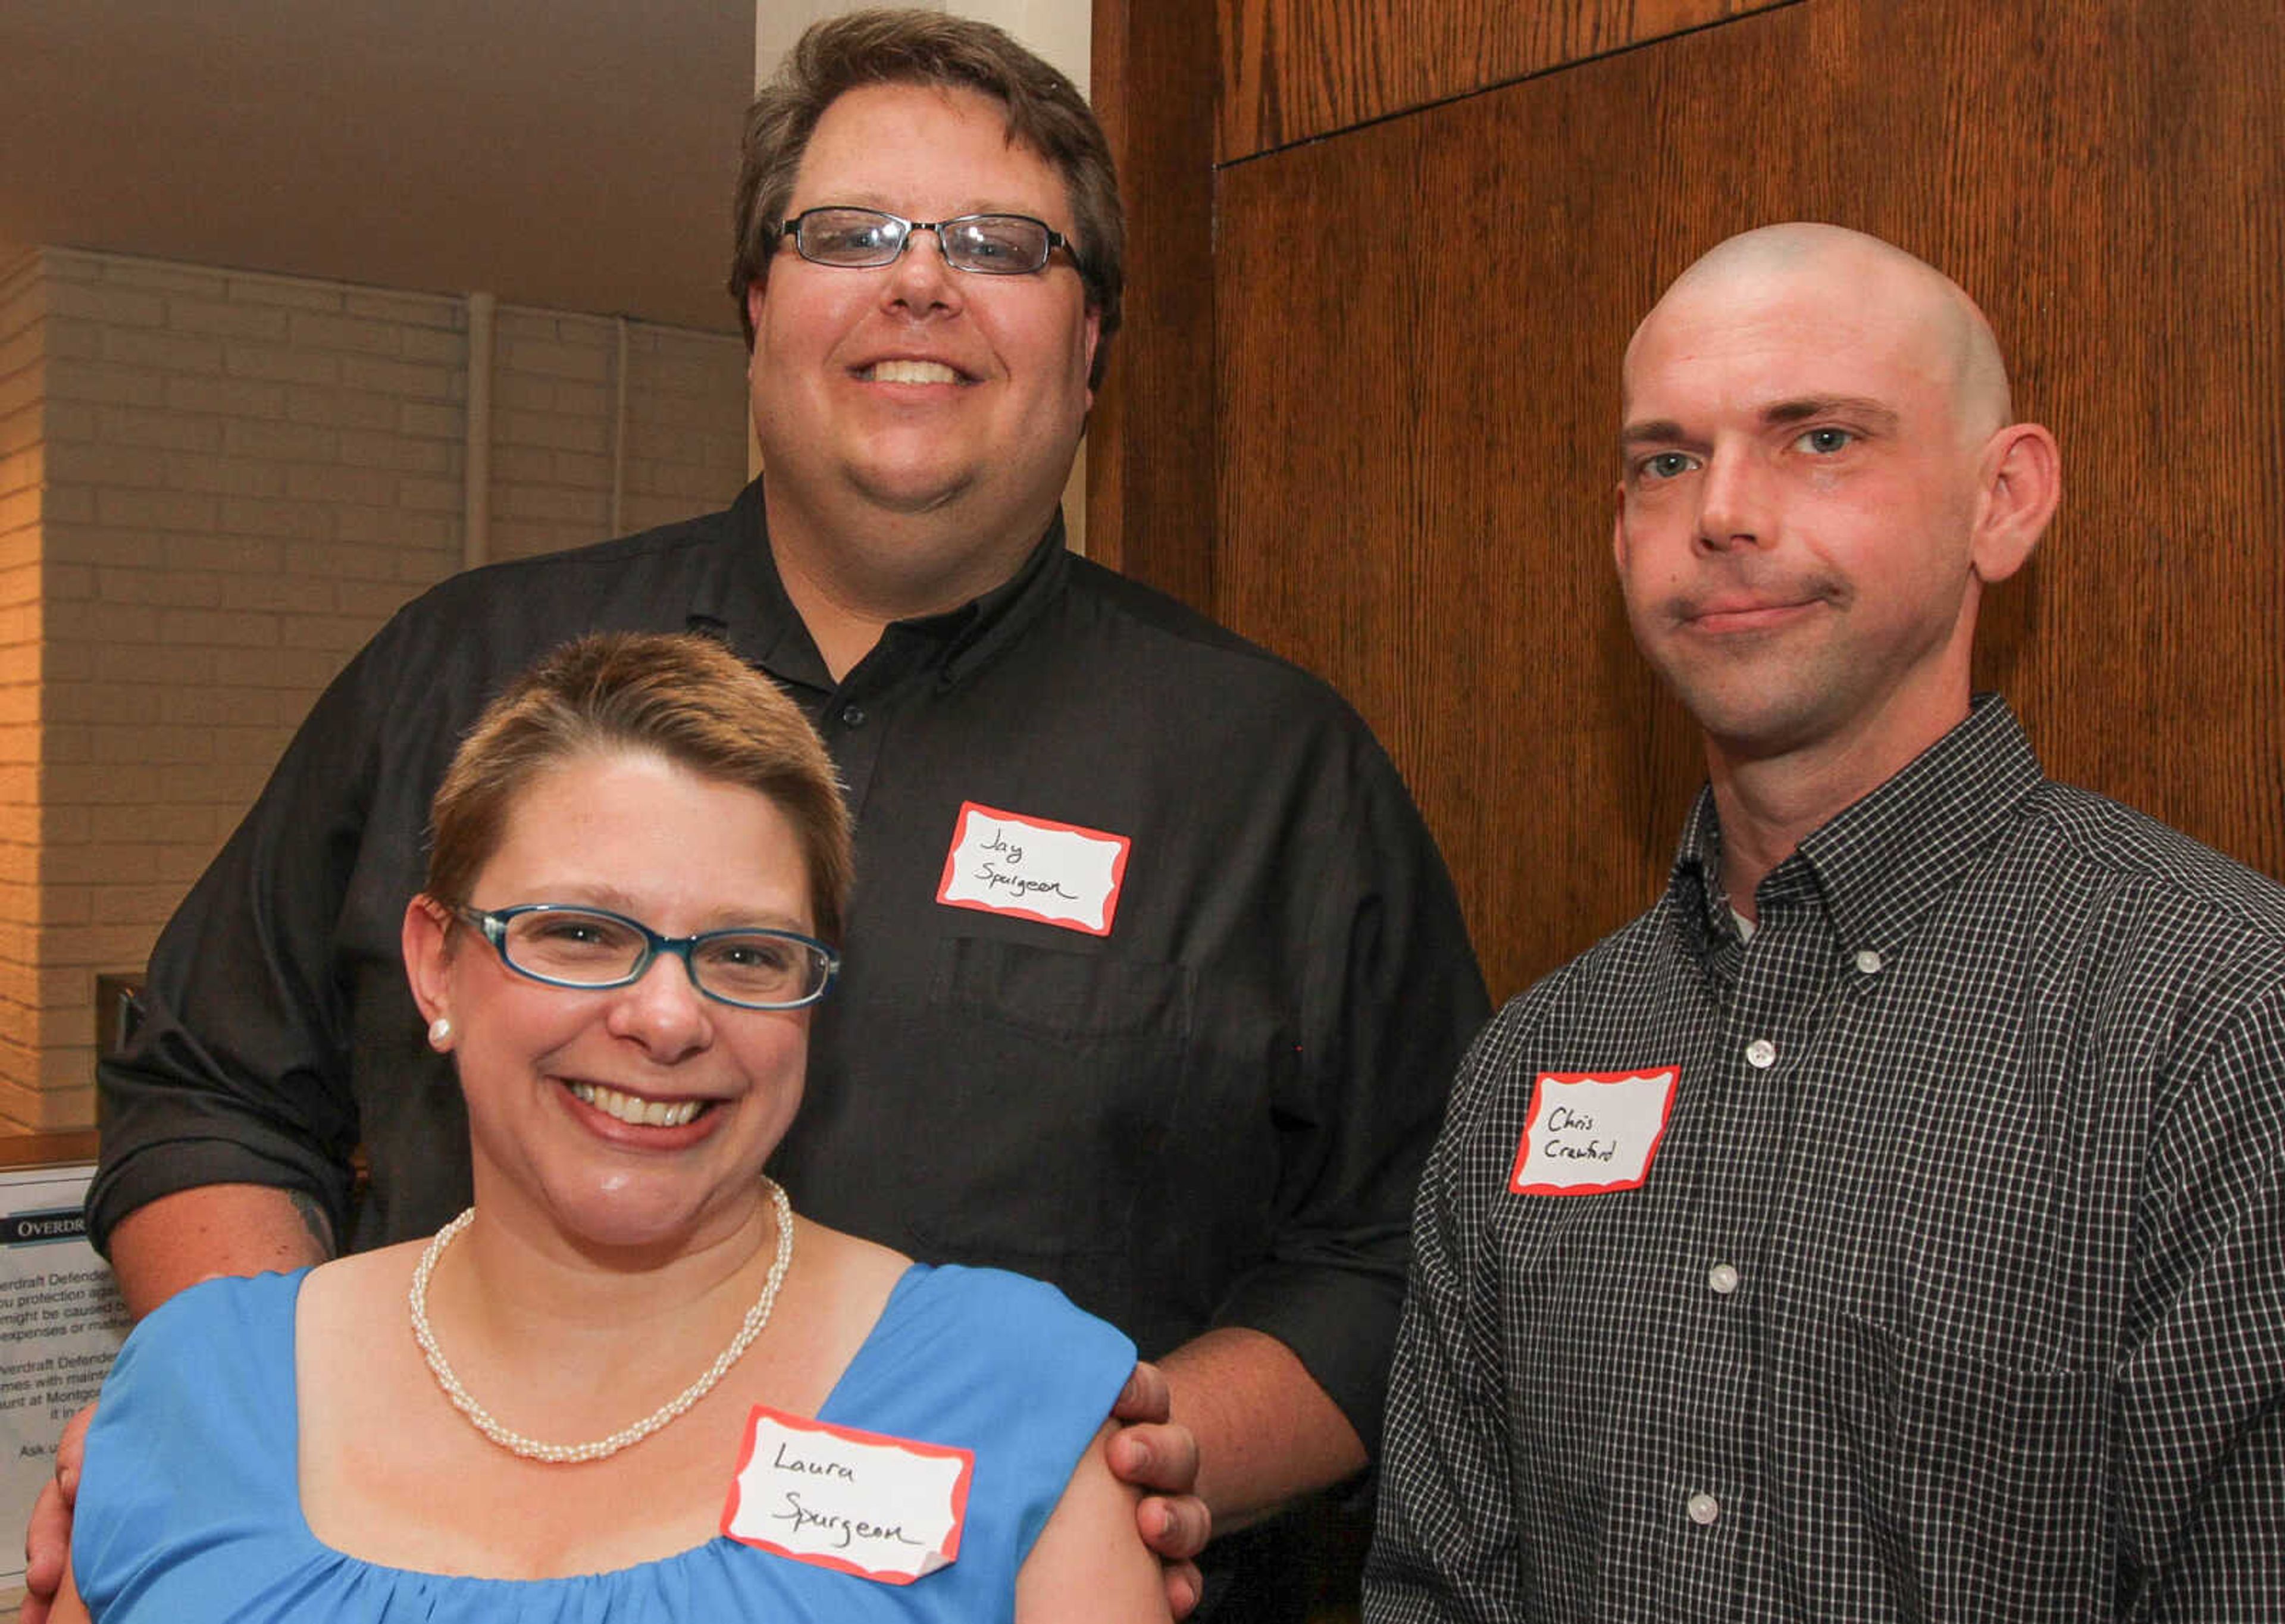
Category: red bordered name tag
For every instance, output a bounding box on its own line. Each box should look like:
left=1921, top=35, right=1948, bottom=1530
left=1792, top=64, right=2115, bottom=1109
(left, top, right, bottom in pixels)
left=721, top=1406, right=974, bottom=1585
left=935, top=802, right=1131, bottom=935
left=1508, top=1069, right=1679, bottom=1196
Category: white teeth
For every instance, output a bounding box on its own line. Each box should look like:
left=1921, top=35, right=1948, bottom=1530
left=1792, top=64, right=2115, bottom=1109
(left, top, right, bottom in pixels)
left=866, top=359, right=959, bottom=384
left=568, top=1081, right=703, bottom=1128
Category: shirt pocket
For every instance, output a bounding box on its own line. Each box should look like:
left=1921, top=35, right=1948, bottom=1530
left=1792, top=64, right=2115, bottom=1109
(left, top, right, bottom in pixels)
left=896, top=935, right=1194, bottom=1269
left=1833, top=1311, right=2110, bottom=1617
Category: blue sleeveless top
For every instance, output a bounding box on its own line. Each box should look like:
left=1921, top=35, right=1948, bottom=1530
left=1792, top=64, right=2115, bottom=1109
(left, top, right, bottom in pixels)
left=74, top=1262, right=1135, bottom=1621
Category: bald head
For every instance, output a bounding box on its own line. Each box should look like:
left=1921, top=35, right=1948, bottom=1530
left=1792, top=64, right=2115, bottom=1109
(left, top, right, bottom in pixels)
left=1628, top=224, right=2012, bottom=441
left=1610, top=220, right=2062, bottom=800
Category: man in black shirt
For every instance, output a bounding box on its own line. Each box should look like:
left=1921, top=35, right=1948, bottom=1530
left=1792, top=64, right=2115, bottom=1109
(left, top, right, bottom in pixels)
left=1367, top=224, right=2285, bottom=1617
left=37, top=11, right=1488, bottom=1621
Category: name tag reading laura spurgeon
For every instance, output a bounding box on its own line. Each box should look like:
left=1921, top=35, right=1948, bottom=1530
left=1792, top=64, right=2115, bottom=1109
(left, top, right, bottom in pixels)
left=1508, top=1069, right=1679, bottom=1196
left=721, top=1407, right=975, bottom=1585
left=935, top=802, right=1131, bottom=935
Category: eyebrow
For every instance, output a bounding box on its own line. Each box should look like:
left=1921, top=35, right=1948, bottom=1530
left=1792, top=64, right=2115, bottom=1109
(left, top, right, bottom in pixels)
left=802, top=195, right=1044, bottom=221
left=1761, top=395, right=1901, bottom=433
left=1619, top=418, right=1691, bottom=450
left=527, top=888, right=809, bottom=934
left=1619, top=395, right=1902, bottom=451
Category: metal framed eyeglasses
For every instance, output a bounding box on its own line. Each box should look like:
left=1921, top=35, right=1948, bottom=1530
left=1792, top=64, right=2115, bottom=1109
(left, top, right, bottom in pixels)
left=778, top=206, right=1077, bottom=276
left=452, top=904, right=840, bottom=1011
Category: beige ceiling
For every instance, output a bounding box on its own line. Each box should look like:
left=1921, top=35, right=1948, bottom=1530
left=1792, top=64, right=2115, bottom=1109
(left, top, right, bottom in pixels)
left=1, top=0, right=756, bottom=333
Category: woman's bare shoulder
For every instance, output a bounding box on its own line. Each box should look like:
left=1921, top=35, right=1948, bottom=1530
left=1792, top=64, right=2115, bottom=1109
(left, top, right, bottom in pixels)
left=296, top=1240, right=423, bottom=1334
left=788, top=1216, right=912, bottom=1299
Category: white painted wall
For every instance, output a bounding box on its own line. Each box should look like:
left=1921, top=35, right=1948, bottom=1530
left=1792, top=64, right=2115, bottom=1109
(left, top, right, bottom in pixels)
left=757, top=1, right=1090, bottom=96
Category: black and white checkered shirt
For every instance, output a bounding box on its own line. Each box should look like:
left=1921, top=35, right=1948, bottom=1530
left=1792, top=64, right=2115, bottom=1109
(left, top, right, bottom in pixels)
left=1366, top=696, right=2285, bottom=1620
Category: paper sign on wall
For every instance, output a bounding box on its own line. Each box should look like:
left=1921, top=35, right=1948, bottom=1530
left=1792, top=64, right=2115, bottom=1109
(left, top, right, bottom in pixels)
left=0, top=1165, right=131, bottom=1594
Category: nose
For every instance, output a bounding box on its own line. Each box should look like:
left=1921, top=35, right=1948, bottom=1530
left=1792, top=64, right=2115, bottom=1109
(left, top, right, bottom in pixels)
left=605, top=950, right=713, bottom=1063
left=880, top=225, right=963, bottom=315
left=1694, top=450, right=1767, bottom=553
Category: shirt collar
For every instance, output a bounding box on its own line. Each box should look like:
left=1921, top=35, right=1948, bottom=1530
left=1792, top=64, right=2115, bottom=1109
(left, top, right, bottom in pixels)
left=1670, top=693, right=2046, bottom=960
left=709, top=477, right=1070, bottom=697
left=900, top=510, right=1070, bottom=687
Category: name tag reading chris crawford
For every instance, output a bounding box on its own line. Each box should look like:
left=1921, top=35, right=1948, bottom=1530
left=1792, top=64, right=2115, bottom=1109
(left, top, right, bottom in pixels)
left=1509, top=1068, right=1679, bottom=1196
left=722, top=1407, right=975, bottom=1585
left=935, top=802, right=1131, bottom=935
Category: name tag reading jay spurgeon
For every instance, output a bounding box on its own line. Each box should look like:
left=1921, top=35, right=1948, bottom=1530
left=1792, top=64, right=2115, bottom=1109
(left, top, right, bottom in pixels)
left=935, top=802, right=1131, bottom=935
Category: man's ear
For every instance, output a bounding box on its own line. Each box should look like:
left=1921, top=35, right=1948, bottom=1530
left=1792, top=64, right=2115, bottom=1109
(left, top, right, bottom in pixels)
left=402, top=895, right=455, bottom=1030
left=746, top=283, right=768, bottom=348
left=1968, top=422, right=2061, bottom=585
left=1611, top=484, right=1633, bottom=576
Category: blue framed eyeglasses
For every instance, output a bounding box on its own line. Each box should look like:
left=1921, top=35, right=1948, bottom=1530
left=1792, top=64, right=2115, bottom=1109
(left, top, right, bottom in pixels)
left=453, top=904, right=839, bottom=1011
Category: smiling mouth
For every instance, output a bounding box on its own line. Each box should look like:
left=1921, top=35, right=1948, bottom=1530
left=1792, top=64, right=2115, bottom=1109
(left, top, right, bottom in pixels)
left=1689, top=601, right=1813, bottom=629
left=860, top=359, right=965, bottom=384
left=566, top=1081, right=712, bottom=1128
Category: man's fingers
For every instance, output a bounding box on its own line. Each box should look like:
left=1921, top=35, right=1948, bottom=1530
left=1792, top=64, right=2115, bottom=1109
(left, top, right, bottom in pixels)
left=1162, top=1556, right=1204, bottom=1622
left=53, top=1403, right=92, bottom=1495
left=20, top=1476, right=68, bottom=1620
left=1107, top=1418, right=1200, bottom=1497
left=19, top=1399, right=94, bottom=1619
left=1140, top=1492, right=1212, bottom=1619
left=1110, top=1394, right=1209, bottom=1617
left=1112, top=1359, right=1171, bottom=1425
left=1137, top=1491, right=1212, bottom=1562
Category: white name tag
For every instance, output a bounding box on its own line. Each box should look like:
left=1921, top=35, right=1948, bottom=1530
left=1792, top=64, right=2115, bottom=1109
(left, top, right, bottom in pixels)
left=721, top=1407, right=974, bottom=1585
left=1508, top=1069, right=1679, bottom=1196
left=935, top=802, right=1131, bottom=935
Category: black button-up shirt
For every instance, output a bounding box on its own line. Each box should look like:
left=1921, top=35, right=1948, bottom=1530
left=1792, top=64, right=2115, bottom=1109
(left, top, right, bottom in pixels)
left=92, top=478, right=1489, bottom=1450
left=1367, top=696, right=2285, bottom=1620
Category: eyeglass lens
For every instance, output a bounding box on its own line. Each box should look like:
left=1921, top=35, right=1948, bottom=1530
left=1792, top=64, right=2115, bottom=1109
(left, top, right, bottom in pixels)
left=792, top=208, right=1053, bottom=273
left=500, top=909, right=827, bottom=1005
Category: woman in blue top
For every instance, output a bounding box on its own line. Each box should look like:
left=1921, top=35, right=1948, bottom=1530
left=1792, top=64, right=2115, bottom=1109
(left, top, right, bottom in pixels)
left=59, top=631, right=1169, bottom=1622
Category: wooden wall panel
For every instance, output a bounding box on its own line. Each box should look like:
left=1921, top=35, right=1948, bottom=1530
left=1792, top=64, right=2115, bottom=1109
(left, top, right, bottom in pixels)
left=1087, top=0, right=1220, bottom=608
left=1216, top=0, right=1789, bottom=159
left=1216, top=0, right=2285, bottom=1004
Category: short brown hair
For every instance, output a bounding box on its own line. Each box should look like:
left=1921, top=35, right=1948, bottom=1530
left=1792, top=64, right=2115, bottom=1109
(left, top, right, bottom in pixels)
left=728, top=8, right=1124, bottom=388
left=426, top=633, right=853, bottom=946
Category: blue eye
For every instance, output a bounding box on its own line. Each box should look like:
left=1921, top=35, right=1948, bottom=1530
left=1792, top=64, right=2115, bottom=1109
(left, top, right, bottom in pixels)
left=1797, top=427, right=1854, bottom=455
left=1639, top=452, right=1697, bottom=481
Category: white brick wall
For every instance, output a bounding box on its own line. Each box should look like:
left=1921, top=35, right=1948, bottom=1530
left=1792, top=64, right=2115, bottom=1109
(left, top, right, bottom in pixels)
left=489, top=310, right=615, bottom=562
left=8, top=247, right=750, bottom=1129
left=0, top=252, right=47, bottom=1125
left=487, top=311, right=749, bottom=561
left=622, top=323, right=754, bottom=534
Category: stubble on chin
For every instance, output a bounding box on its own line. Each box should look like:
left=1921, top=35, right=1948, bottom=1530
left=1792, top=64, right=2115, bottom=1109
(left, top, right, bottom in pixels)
left=1632, top=600, right=1845, bottom=759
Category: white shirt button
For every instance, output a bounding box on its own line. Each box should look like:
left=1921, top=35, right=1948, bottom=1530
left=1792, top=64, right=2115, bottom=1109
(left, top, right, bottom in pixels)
left=1707, top=1263, right=1740, bottom=1296
left=1686, top=1491, right=1721, bottom=1526
left=1745, top=1037, right=1777, bottom=1069
left=1854, top=949, right=1884, bottom=975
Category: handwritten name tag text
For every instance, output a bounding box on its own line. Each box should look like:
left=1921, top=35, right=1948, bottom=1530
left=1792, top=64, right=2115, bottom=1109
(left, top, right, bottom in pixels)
left=722, top=1408, right=974, bottom=1585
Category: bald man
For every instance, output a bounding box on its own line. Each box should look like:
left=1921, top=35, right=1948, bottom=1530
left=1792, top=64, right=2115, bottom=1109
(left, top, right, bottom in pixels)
left=1364, top=224, right=2285, bottom=1620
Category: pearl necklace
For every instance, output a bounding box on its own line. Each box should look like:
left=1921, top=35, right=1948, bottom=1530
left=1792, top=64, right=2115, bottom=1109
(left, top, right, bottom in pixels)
left=407, top=1178, right=794, bottom=1465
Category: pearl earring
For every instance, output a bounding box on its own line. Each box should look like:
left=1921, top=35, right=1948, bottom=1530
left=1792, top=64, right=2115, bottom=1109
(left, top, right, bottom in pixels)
left=428, top=1016, right=454, bottom=1050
